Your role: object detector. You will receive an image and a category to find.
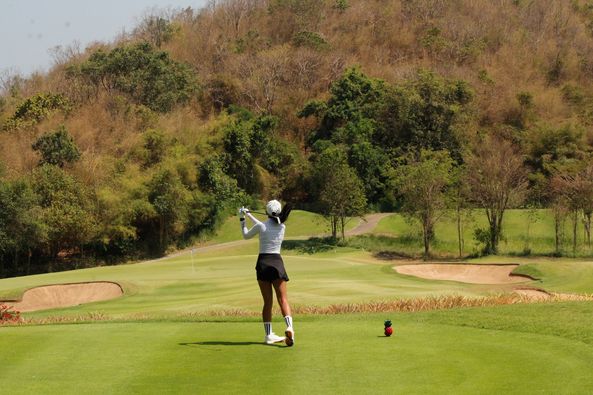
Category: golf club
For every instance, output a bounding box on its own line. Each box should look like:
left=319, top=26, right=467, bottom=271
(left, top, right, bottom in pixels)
left=240, top=209, right=267, bottom=216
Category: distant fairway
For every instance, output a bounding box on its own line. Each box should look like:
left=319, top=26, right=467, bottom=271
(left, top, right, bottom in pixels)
left=2, top=210, right=593, bottom=394
left=365, top=209, right=593, bottom=257
left=0, top=248, right=510, bottom=318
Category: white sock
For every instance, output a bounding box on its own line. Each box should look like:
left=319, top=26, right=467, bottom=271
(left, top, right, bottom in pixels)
left=284, top=316, right=293, bottom=329
left=264, top=322, right=272, bottom=336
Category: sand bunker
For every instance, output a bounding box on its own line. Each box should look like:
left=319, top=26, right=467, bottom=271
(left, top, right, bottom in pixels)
left=3, top=282, right=123, bottom=312
left=394, top=264, right=531, bottom=284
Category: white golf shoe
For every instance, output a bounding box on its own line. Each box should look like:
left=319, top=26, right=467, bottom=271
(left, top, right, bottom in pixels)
left=284, top=327, right=294, bottom=347
left=264, top=333, right=285, bottom=345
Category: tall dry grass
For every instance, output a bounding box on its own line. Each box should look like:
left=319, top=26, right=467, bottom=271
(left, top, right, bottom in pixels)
left=6, top=291, right=591, bottom=326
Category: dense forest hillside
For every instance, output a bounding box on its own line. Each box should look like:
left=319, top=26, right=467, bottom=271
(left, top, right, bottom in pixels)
left=2, top=0, right=593, bottom=277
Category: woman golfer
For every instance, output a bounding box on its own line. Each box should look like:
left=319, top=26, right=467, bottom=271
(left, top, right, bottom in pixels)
left=239, top=200, right=294, bottom=346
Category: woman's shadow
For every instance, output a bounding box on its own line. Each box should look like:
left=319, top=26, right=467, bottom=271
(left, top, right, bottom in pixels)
left=179, top=341, right=268, bottom=347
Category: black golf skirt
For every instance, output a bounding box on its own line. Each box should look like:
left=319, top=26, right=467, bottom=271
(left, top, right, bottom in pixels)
left=256, top=253, right=289, bottom=282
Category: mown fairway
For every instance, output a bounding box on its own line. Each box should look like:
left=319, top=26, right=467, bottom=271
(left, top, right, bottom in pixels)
left=2, top=210, right=593, bottom=394
left=0, top=247, right=522, bottom=318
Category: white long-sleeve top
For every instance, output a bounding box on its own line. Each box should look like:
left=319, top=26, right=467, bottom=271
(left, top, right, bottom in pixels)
left=241, top=213, right=285, bottom=254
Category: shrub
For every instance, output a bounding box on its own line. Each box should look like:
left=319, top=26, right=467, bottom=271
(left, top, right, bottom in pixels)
left=0, top=304, right=21, bottom=324
left=291, top=31, right=329, bottom=51
left=69, top=42, right=198, bottom=113
left=32, top=126, right=81, bottom=167
left=3, top=93, right=70, bottom=130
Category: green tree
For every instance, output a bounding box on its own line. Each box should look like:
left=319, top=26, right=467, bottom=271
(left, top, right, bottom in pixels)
left=32, top=126, right=81, bottom=167
left=32, top=165, right=97, bottom=264
left=142, top=129, right=167, bottom=167
left=523, top=123, right=585, bottom=204
left=299, top=68, right=391, bottom=205
left=147, top=168, right=190, bottom=254
left=68, top=42, right=197, bottom=112
left=301, top=67, right=386, bottom=141
left=222, top=117, right=258, bottom=194
left=376, top=69, right=473, bottom=162
left=198, top=155, right=247, bottom=232
left=319, top=163, right=367, bottom=240
left=3, top=93, right=70, bottom=130
left=0, top=179, right=46, bottom=277
left=391, top=150, right=456, bottom=258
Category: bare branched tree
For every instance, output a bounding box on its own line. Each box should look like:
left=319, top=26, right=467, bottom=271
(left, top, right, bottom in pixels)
left=239, top=47, right=290, bottom=113
left=551, top=164, right=593, bottom=254
left=465, top=136, right=528, bottom=254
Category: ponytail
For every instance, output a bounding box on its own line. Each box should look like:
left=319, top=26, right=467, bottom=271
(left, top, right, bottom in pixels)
left=278, top=203, right=292, bottom=224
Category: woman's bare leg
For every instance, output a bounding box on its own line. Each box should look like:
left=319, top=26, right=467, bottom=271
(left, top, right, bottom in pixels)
left=272, top=279, right=291, bottom=317
left=258, top=280, right=274, bottom=322
left=273, top=279, right=294, bottom=345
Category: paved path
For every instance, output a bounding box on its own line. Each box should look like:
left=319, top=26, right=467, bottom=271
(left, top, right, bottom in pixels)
left=346, top=213, right=392, bottom=236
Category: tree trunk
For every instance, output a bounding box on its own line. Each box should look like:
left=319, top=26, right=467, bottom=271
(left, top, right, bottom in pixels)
left=26, top=249, right=31, bottom=275
left=13, top=246, right=19, bottom=276
left=422, top=217, right=431, bottom=259
left=423, top=230, right=430, bottom=259
left=457, top=205, right=463, bottom=258
left=525, top=213, right=531, bottom=252
left=340, top=216, right=345, bottom=241
left=585, top=211, right=593, bottom=248
left=572, top=210, right=578, bottom=256
left=159, top=215, right=165, bottom=252
left=331, top=216, right=337, bottom=239
left=554, top=210, right=562, bottom=255
left=489, top=214, right=498, bottom=255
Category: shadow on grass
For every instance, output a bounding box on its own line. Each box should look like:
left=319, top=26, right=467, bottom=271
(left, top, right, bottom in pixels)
left=179, top=341, right=266, bottom=347
left=282, top=237, right=338, bottom=254
left=374, top=251, right=414, bottom=260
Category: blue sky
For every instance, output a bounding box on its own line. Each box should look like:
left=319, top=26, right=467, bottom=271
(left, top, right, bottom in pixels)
left=0, top=0, right=208, bottom=76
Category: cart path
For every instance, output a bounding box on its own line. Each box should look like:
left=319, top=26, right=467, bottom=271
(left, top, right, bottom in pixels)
left=345, top=213, right=391, bottom=236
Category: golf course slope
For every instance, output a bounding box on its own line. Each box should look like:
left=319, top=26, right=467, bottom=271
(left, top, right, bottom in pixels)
left=5, top=281, right=123, bottom=312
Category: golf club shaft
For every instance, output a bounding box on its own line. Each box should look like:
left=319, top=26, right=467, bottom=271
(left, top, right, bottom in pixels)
left=247, top=210, right=266, bottom=216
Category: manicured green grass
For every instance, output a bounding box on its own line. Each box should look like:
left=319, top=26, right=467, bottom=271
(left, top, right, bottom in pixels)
left=368, top=209, right=593, bottom=258
left=512, top=260, right=593, bottom=294
left=3, top=210, right=593, bottom=394
left=0, top=249, right=511, bottom=318
left=2, top=303, right=593, bottom=394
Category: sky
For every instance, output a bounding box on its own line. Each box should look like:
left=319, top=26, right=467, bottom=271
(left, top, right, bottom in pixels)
left=0, top=0, right=208, bottom=77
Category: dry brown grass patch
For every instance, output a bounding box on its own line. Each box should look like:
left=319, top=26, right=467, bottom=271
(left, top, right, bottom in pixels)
left=7, top=292, right=592, bottom=325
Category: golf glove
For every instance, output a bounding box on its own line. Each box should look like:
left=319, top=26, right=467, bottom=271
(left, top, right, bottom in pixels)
left=238, top=207, right=250, bottom=218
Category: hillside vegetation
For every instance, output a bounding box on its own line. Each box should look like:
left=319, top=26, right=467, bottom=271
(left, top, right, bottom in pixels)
left=2, top=0, right=593, bottom=277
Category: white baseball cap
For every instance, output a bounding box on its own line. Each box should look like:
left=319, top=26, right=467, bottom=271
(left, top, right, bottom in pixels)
left=266, top=200, right=282, bottom=217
